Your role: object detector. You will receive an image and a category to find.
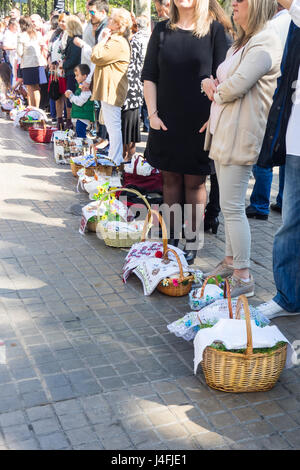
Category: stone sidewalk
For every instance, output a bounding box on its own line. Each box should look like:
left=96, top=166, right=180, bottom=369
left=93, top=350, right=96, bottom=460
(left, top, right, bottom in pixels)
left=0, top=114, right=299, bottom=450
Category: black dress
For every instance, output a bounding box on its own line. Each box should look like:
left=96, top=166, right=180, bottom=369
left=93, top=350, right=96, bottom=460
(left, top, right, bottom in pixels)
left=141, top=20, right=228, bottom=175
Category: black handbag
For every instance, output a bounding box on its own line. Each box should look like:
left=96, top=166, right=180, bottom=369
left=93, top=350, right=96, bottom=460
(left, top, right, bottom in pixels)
left=48, top=70, right=61, bottom=101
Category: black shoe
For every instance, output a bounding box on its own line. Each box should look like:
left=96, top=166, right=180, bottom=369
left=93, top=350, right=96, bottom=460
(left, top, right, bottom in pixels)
left=270, top=203, right=282, bottom=214
left=168, top=238, right=179, bottom=248
left=204, top=216, right=219, bottom=234
left=245, top=206, right=268, bottom=220
left=184, top=238, right=198, bottom=265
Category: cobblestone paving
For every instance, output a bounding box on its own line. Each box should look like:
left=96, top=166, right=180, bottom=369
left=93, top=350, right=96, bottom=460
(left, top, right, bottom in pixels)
left=0, top=114, right=300, bottom=450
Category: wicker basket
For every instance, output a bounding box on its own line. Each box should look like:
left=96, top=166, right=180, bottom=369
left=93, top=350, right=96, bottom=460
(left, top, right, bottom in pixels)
left=201, top=295, right=288, bottom=393
left=96, top=187, right=152, bottom=248
left=87, top=220, right=98, bottom=232
left=70, top=161, right=83, bottom=177
left=197, top=275, right=233, bottom=316
left=20, top=117, right=44, bottom=131
left=29, top=121, right=57, bottom=143
left=157, top=248, right=194, bottom=297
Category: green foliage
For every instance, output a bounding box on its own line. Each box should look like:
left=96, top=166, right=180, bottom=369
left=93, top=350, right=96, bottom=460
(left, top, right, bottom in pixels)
left=210, top=341, right=287, bottom=355
left=0, top=0, right=226, bottom=22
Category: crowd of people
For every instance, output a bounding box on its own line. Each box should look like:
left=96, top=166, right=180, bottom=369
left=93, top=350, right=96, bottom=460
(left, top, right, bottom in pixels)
left=0, top=0, right=299, bottom=322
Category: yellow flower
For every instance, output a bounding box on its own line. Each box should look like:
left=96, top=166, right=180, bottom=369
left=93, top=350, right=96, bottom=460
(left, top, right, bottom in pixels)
left=101, top=214, right=108, bottom=220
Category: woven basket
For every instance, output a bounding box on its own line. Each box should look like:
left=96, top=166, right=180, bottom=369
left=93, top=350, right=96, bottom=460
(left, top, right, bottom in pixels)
left=97, top=187, right=152, bottom=248
left=29, top=121, right=57, bottom=143
left=20, top=117, right=44, bottom=131
left=70, top=161, right=83, bottom=177
left=157, top=248, right=194, bottom=297
left=202, top=295, right=287, bottom=393
left=87, top=220, right=98, bottom=232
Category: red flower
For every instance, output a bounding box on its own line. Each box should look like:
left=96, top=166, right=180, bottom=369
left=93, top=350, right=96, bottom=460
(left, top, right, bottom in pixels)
left=155, top=251, right=163, bottom=258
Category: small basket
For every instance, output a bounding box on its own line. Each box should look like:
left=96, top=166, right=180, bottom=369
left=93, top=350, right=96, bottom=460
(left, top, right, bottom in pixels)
left=70, top=161, right=83, bottom=177
left=201, top=295, right=288, bottom=393
left=157, top=248, right=194, bottom=297
left=97, top=187, right=152, bottom=248
left=20, top=112, right=44, bottom=130
left=87, top=220, right=98, bottom=232
left=29, top=121, right=57, bottom=143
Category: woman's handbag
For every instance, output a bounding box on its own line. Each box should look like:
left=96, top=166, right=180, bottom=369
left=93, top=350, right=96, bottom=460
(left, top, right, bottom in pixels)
left=48, top=70, right=61, bottom=101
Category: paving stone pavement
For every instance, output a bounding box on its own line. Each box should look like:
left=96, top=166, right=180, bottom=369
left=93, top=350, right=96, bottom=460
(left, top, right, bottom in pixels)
left=0, top=114, right=300, bottom=451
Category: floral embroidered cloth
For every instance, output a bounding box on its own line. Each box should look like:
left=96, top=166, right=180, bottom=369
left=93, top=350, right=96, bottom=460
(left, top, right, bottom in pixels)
left=167, top=302, right=270, bottom=342
left=189, top=284, right=224, bottom=311
left=133, top=257, right=190, bottom=296
left=123, top=241, right=187, bottom=281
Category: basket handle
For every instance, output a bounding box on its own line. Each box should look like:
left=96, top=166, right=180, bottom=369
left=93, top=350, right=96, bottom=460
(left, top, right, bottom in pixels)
left=95, top=149, right=117, bottom=167
left=199, top=276, right=233, bottom=319
left=163, top=247, right=184, bottom=282
left=235, top=295, right=253, bottom=356
left=141, top=209, right=168, bottom=255
left=96, top=187, right=152, bottom=223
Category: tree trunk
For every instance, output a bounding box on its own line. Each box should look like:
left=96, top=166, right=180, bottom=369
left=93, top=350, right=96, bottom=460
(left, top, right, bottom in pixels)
left=221, top=0, right=233, bottom=15
left=134, top=0, right=151, bottom=20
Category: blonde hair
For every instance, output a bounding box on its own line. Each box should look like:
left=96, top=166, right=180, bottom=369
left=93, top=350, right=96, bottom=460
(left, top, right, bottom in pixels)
left=169, top=0, right=214, bottom=38
left=66, top=15, right=83, bottom=38
left=110, top=8, right=133, bottom=38
left=234, top=0, right=277, bottom=49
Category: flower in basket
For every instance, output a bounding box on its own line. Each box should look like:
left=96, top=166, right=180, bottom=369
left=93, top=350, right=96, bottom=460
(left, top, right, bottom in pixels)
left=172, top=279, right=179, bottom=287
left=162, top=278, right=169, bottom=287
left=155, top=251, right=163, bottom=258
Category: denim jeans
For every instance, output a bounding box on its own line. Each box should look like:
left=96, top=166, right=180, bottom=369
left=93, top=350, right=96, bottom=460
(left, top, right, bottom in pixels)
left=273, top=155, right=300, bottom=312
left=49, top=99, right=56, bottom=119
left=76, top=120, right=88, bottom=138
left=250, top=164, right=285, bottom=214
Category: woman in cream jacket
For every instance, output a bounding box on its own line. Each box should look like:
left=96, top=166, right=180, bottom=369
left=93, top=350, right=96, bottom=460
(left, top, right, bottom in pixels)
left=201, top=0, right=282, bottom=298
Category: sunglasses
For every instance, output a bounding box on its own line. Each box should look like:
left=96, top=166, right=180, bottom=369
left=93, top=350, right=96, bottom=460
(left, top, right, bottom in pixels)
left=236, top=0, right=245, bottom=3
left=89, top=10, right=96, bottom=15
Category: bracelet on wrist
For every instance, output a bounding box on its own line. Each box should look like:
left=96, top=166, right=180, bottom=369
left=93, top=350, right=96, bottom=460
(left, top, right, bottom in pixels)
left=148, top=110, right=158, bottom=120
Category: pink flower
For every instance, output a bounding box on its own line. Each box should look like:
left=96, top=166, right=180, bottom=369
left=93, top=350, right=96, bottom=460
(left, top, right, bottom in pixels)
left=172, top=279, right=179, bottom=287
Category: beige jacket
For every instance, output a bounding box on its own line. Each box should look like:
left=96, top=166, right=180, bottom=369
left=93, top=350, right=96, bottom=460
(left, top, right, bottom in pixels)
left=204, top=25, right=282, bottom=166
left=91, top=34, right=130, bottom=107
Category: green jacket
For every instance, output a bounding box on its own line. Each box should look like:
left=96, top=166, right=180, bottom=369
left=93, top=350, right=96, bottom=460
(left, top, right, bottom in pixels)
left=71, top=86, right=95, bottom=122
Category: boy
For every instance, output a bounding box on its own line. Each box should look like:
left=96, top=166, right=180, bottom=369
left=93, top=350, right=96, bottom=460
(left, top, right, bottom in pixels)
left=65, top=64, right=95, bottom=138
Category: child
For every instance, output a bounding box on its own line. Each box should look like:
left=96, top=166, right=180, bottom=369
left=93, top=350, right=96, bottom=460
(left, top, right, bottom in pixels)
left=65, top=64, right=95, bottom=138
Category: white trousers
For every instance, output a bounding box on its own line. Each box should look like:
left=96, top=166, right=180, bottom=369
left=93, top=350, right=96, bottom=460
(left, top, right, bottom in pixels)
left=214, top=162, right=253, bottom=269
left=101, top=101, right=123, bottom=165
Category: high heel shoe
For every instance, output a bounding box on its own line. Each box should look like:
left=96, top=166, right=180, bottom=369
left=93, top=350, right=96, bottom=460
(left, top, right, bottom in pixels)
left=204, top=216, right=219, bottom=234
left=184, top=238, right=198, bottom=265
left=168, top=238, right=179, bottom=248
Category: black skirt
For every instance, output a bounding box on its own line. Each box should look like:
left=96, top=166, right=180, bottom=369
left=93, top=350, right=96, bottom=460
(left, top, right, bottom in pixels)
left=121, top=108, right=141, bottom=145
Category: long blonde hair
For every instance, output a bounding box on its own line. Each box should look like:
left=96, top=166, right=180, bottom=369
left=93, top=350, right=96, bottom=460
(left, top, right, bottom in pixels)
left=66, top=15, right=83, bottom=38
left=234, top=0, right=277, bottom=49
left=169, top=0, right=213, bottom=38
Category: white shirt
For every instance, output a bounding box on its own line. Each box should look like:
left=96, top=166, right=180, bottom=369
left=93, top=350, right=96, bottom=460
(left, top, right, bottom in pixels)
left=269, top=9, right=291, bottom=49
left=286, top=0, right=300, bottom=157
left=2, top=29, right=18, bottom=67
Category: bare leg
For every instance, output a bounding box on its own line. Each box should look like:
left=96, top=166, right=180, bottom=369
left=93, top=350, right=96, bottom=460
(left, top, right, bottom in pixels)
left=32, top=85, right=40, bottom=108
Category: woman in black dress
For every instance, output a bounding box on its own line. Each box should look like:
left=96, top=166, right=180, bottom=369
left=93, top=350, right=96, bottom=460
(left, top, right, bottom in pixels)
left=142, top=0, right=231, bottom=263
